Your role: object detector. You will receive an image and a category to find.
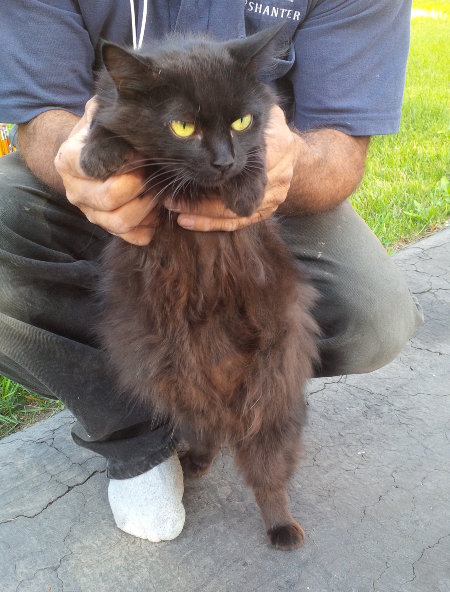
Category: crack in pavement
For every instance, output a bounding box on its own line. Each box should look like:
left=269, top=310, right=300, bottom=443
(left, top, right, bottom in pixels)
left=410, top=344, right=448, bottom=356
left=406, top=533, right=450, bottom=584
left=54, top=489, right=90, bottom=592
left=13, top=488, right=90, bottom=592
left=0, top=470, right=105, bottom=525
left=15, top=566, right=62, bottom=592
left=372, top=559, right=390, bottom=591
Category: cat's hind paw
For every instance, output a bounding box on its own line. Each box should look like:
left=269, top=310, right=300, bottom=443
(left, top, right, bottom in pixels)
left=180, top=452, right=213, bottom=478
left=267, top=521, right=305, bottom=551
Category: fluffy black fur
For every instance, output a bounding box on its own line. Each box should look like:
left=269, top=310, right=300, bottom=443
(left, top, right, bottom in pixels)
left=80, top=25, right=319, bottom=551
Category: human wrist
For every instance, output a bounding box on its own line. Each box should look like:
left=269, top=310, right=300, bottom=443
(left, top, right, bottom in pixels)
left=277, top=131, right=310, bottom=215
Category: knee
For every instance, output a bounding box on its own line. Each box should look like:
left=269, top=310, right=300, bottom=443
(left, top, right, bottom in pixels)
left=317, top=284, right=424, bottom=377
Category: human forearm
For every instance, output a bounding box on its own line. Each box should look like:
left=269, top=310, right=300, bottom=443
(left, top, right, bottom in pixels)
left=18, top=110, right=80, bottom=194
left=279, top=129, right=370, bottom=215
left=282, top=129, right=370, bottom=215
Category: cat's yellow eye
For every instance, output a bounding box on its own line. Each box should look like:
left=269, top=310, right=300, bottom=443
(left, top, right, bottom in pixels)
left=231, top=114, right=253, bottom=132
left=170, top=120, right=196, bottom=137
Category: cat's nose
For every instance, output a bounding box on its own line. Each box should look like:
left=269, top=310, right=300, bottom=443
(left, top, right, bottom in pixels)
left=211, top=157, right=234, bottom=174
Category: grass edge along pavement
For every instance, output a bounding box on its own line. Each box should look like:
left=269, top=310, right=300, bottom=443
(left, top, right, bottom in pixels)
left=0, top=1, right=448, bottom=437
left=0, top=377, right=63, bottom=439
left=350, top=2, right=449, bottom=251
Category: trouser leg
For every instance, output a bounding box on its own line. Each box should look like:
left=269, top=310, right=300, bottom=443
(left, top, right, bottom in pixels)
left=278, top=202, right=424, bottom=376
left=0, top=153, right=175, bottom=478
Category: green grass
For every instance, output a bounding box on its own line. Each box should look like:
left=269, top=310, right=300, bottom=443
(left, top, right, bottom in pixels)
left=351, top=1, right=450, bottom=250
left=0, top=376, right=63, bottom=439
left=0, top=1, right=448, bottom=438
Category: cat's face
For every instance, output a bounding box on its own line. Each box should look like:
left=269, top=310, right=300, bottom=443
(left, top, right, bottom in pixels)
left=97, top=26, right=284, bottom=213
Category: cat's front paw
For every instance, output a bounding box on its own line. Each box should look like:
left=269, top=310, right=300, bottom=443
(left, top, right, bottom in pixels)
left=223, top=172, right=267, bottom=217
left=80, top=126, right=134, bottom=180
left=267, top=521, right=305, bottom=551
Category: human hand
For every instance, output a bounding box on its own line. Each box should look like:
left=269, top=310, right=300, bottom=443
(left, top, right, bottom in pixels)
left=54, top=97, right=158, bottom=245
left=165, top=105, right=296, bottom=231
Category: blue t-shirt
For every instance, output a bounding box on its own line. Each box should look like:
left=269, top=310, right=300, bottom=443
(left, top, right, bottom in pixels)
left=0, top=0, right=411, bottom=135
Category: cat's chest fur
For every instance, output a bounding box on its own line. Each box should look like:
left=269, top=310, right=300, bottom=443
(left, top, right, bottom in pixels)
left=99, top=212, right=316, bottom=438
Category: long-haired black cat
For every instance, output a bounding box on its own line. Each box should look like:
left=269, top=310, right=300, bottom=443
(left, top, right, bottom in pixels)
left=80, top=24, right=319, bottom=551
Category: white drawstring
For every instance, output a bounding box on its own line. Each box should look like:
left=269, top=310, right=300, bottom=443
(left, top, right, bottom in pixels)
left=129, top=0, right=148, bottom=50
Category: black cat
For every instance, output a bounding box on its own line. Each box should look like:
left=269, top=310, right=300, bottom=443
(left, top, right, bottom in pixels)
left=81, top=25, right=319, bottom=551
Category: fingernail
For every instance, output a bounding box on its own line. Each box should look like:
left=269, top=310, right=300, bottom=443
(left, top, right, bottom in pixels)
left=179, top=217, right=194, bottom=228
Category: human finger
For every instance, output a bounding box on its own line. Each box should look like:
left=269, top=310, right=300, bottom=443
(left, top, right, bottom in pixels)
left=176, top=204, right=277, bottom=232
left=79, top=192, right=158, bottom=235
left=165, top=196, right=238, bottom=219
left=112, top=225, right=156, bottom=246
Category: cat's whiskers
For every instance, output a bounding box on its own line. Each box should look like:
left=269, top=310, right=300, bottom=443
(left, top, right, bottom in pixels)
left=243, top=163, right=264, bottom=171
left=247, top=146, right=263, bottom=154
left=121, top=160, right=186, bottom=175
left=132, top=170, right=183, bottom=205
left=124, top=163, right=181, bottom=174
left=138, top=165, right=186, bottom=189
left=126, top=156, right=186, bottom=166
left=134, top=173, right=178, bottom=197
left=140, top=167, right=184, bottom=187
left=149, top=176, right=186, bottom=203
left=245, top=156, right=264, bottom=166
left=163, top=173, right=196, bottom=230
left=243, top=156, right=265, bottom=176
left=170, top=173, right=194, bottom=203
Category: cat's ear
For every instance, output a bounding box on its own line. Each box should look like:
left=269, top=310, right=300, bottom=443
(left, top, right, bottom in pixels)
left=101, top=41, right=162, bottom=97
left=226, top=23, right=288, bottom=72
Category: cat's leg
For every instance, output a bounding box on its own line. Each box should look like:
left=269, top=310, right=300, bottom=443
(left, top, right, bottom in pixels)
left=234, top=416, right=305, bottom=551
left=222, top=153, right=267, bottom=217
left=80, top=121, right=134, bottom=180
left=177, top=421, right=222, bottom=478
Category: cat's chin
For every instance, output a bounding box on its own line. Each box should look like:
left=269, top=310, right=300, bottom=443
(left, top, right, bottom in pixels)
left=196, top=168, right=242, bottom=189
left=196, top=179, right=228, bottom=191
